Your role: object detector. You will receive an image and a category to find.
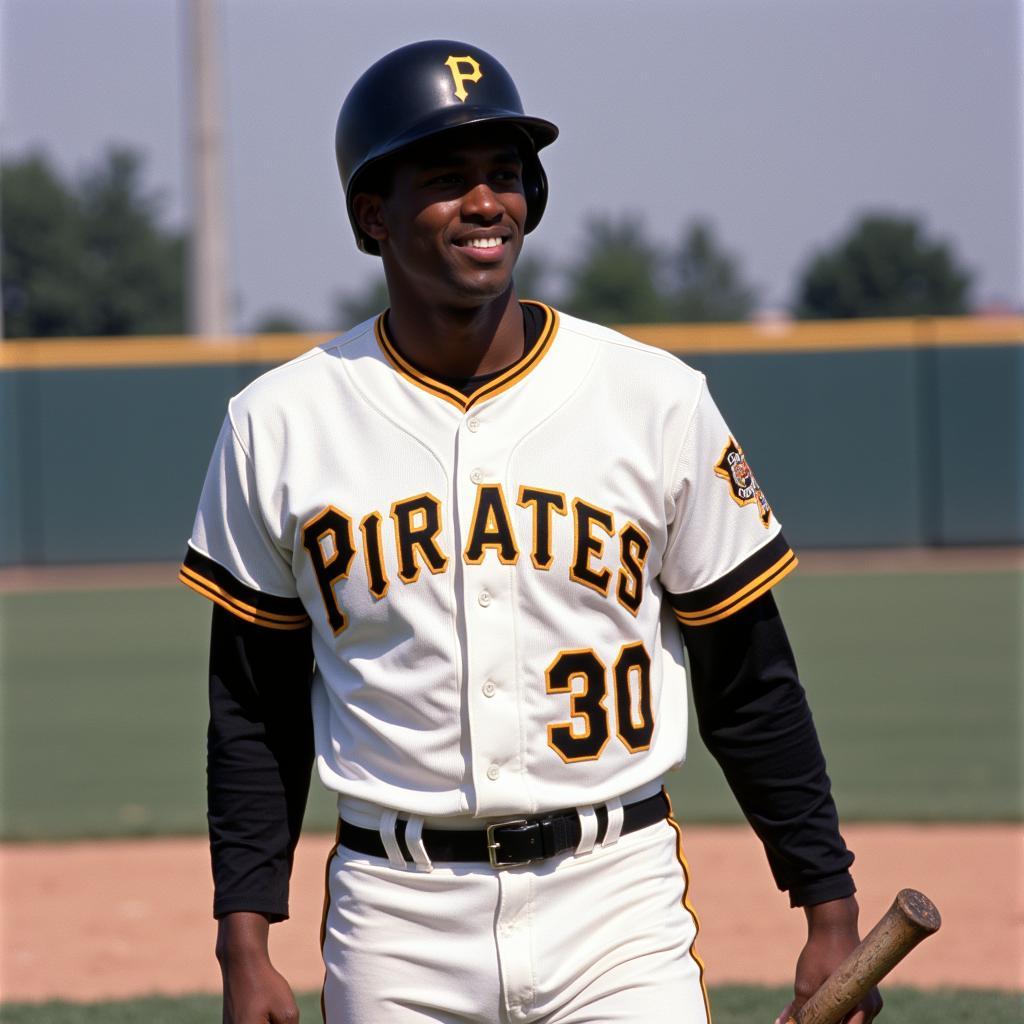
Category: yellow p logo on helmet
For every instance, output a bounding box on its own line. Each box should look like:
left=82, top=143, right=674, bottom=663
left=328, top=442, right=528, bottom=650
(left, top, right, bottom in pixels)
left=444, top=55, right=483, bottom=102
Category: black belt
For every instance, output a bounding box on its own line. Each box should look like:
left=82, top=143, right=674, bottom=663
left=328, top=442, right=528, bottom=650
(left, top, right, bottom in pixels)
left=338, top=790, right=669, bottom=869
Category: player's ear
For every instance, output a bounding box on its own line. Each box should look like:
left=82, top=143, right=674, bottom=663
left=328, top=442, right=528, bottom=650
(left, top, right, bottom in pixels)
left=352, top=193, right=389, bottom=245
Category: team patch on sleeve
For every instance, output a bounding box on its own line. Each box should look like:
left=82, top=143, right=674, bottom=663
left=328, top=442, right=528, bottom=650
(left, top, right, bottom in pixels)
left=666, top=533, right=797, bottom=627
left=178, top=547, right=311, bottom=631
left=714, top=437, right=771, bottom=527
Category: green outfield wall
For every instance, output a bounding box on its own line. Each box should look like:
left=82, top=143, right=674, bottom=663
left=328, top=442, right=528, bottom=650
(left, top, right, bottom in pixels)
left=1, top=317, right=1021, bottom=565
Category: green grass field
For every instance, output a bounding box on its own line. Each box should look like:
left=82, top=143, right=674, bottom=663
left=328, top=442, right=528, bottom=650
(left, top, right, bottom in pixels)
left=0, top=568, right=1020, bottom=839
left=2, top=987, right=1021, bottom=1024
left=680, top=568, right=1024, bottom=822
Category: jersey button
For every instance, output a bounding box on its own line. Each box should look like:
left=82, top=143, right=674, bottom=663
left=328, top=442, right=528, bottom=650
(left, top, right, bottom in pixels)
left=482, top=680, right=496, bottom=697
left=478, top=590, right=492, bottom=607
left=470, top=468, right=484, bottom=484
left=486, top=764, right=500, bottom=781
left=467, top=417, right=481, bottom=433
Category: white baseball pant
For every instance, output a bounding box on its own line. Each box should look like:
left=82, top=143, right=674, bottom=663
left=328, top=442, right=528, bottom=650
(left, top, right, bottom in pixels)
left=321, top=805, right=711, bottom=1023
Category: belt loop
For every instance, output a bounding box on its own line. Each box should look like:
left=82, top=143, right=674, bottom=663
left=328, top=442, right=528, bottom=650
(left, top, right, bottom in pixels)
left=576, top=805, right=598, bottom=855
left=602, top=796, right=624, bottom=847
left=404, top=815, right=433, bottom=873
left=378, top=808, right=406, bottom=868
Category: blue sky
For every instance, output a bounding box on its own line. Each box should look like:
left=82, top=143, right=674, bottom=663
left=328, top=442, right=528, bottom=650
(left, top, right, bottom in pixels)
left=2, top=0, right=1021, bottom=331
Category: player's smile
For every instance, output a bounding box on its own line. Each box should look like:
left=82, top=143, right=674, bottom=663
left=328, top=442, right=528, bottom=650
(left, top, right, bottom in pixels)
left=450, top=227, right=514, bottom=263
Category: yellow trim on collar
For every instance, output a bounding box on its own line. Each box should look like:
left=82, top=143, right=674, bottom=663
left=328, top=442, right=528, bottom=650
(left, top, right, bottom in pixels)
left=375, top=301, right=558, bottom=412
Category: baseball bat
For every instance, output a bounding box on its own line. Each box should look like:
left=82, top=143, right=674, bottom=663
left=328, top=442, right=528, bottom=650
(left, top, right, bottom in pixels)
left=789, top=889, right=941, bottom=1024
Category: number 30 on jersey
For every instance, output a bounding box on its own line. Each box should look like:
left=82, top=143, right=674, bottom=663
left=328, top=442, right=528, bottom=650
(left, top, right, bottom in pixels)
left=545, top=642, right=653, bottom=763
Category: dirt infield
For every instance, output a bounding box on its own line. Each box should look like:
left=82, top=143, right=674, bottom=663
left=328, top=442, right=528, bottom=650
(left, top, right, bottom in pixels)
left=2, top=824, right=1020, bottom=1004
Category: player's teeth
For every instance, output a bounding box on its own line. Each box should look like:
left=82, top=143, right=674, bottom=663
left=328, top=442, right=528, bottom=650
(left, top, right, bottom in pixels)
left=465, top=237, right=502, bottom=248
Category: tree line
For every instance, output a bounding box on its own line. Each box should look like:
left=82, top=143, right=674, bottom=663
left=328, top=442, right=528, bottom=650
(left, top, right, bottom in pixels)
left=2, top=149, right=186, bottom=337
left=1, top=148, right=973, bottom=338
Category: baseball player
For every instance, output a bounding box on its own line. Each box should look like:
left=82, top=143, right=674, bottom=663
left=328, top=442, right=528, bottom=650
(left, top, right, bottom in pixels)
left=181, top=40, right=882, bottom=1024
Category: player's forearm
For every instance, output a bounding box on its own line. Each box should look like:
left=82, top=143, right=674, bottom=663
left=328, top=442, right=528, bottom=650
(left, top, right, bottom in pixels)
left=681, top=592, right=854, bottom=905
left=804, top=894, right=860, bottom=931
left=208, top=794, right=306, bottom=920
left=216, top=911, right=272, bottom=964
left=702, top=695, right=854, bottom=905
left=208, top=606, right=315, bottom=920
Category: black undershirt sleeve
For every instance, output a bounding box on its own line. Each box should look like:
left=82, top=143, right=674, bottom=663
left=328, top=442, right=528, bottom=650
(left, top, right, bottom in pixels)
left=207, top=605, right=316, bottom=921
left=679, top=591, right=856, bottom=907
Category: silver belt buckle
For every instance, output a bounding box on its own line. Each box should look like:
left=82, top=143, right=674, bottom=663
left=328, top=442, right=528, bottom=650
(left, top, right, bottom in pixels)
left=486, top=818, right=530, bottom=869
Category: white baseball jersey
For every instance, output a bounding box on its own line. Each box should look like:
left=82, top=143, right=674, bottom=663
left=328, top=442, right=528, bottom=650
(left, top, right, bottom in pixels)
left=181, top=303, right=796, bottom=819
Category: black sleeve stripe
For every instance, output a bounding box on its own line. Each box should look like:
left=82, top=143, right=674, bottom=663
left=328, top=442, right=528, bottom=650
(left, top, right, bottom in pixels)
left=673, top=550, right=797, bottom=626
left=180, top=547, right=310, bottom=631
left=183, top=547, right=307, bottom=618
left=178, top=568, right=311, bottom=631
left=666, top=534, right=798, bottom=627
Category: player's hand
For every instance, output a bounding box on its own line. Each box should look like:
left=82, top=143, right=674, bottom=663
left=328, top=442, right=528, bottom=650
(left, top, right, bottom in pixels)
left=222, top=955, right=300, bottom=1024
left=774, top=896, right=883, bottom=1024
left=217, top=912, right=301, bottom=1023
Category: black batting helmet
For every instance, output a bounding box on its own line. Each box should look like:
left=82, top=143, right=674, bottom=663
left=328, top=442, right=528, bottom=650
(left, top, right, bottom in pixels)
left=336, top=40, right=559, bottom=255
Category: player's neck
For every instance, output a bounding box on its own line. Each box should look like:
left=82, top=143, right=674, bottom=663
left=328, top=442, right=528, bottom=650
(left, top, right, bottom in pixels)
left=385, top=288, right=526, bottom=380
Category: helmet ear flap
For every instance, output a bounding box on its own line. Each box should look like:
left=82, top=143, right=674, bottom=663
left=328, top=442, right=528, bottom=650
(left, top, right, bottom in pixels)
left=522, top=152, right=549, bottom=236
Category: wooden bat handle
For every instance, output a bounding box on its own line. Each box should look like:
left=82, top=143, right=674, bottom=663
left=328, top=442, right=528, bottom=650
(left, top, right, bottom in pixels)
left=789, top=889, right=941, bottom=1024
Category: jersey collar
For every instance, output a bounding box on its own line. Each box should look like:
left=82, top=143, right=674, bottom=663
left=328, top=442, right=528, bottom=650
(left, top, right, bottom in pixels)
left=374, top=301, right=558, bottom=412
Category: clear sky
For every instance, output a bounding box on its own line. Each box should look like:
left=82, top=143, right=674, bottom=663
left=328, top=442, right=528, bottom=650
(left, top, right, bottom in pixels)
left=2, top=0, right=1021, bottom=331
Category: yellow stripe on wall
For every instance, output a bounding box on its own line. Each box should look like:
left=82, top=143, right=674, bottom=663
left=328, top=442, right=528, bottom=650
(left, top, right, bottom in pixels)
left=0, top=333, right=334, bottom=371
left=621, top=315, right=1024, bottom=354
left=0, top=316, right=1021, bottom=371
